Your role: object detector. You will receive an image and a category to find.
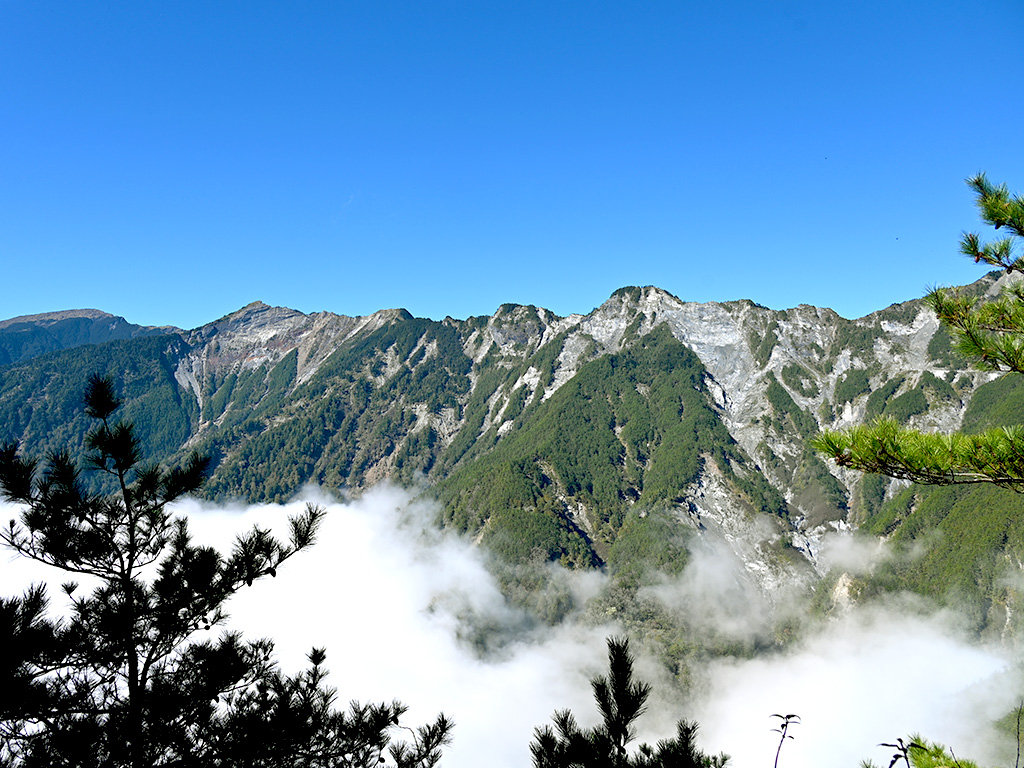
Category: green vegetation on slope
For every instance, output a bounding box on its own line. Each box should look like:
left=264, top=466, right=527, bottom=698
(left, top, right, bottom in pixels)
left=765, top=372, right=817, bottom=438
left=436, top=324, right=786, bottom=567
left=607, top=508, right=691, bottom=590
left=0, top=335, right=197, bottom=491
left=0, top=314, right=167, bottom=366
left=859, top=483, right=1024, bottom=633
left=781, top=362, right=819, bottom=398
left=835, top=369, right=870, bottom=406
left=203, top=317, right=473, bottom=502
left=853, top=371, right=1024, bottom=632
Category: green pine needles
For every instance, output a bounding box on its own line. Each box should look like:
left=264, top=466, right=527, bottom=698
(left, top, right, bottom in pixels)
left=0, top=374, right=453, bottom=767
left=530, top=636, right=728, bottom=768
left=815, top=174, right=1024, bottom=489
left=814, top=417, right=1024, bottom=487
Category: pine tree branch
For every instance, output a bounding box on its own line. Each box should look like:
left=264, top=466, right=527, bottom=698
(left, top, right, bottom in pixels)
left=927, top=286, right=1024, bottom=374
left=814, top=419, right=1024, bottom=489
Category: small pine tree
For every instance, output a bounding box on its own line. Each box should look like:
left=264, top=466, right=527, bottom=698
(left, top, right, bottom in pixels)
left=0, top=374, right=452, bottom=767
left=529, top=636, right=728, bottom=768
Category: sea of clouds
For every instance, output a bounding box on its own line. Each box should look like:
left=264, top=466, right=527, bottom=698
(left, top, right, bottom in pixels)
left=3, top=485, right=1021, bottom=768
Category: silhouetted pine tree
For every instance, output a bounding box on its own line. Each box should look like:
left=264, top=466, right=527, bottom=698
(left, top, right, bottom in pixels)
left=0, top=374, right=452, bottom=767
left=530, top=637, right=728, bottom=768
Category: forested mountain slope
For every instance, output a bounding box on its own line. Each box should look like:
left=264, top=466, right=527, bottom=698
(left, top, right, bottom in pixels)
left=1, top=275, right=1019, bottom=628
left=845, top=372, right=1024, bottom=635
left=0, top=308, right=176, bottom=366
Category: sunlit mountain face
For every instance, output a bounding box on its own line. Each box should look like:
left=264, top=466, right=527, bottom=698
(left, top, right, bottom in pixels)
left=3, top=273, right=1023, bottom=767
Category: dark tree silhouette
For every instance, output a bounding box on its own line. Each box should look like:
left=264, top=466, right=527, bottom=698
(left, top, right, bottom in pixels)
left=0, top=374, right=452, bottom=767
left=530, top=636, right=728, bottom=768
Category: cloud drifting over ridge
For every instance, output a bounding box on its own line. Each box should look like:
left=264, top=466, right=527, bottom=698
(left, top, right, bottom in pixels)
left=692, top=604, right=1018, bottom=768
left=2, top=485, right=1020, bottom=768
left=175, top=486, right=616, bottom=768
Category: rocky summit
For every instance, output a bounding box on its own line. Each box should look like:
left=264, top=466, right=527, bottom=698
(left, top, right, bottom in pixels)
left=2, top=272, right=1020, bottom=632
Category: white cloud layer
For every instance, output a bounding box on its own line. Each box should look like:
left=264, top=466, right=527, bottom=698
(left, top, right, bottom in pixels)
left=692, top=602, right=1018, bottom=768
left=2, top=486, right=1020, bottom=768
left=177, top=486, right=615, bottom=768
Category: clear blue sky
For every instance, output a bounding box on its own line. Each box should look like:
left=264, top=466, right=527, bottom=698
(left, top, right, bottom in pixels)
left=2, top=1, right=1022, bottom=329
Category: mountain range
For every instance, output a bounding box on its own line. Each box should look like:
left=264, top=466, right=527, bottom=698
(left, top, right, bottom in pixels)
left=3, top=274, right=1024, bottom=640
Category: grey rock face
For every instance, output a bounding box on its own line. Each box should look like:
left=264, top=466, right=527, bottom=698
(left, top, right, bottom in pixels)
left=10, top=274, right=1003, bottom=594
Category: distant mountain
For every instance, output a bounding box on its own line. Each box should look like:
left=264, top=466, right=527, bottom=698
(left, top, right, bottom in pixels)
left=0, top=308, right=178, bottom=366
left=2, top=276, right=1022, bottom=637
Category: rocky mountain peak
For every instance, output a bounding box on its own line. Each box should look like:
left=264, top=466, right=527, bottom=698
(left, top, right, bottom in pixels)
left=4, top=272, right=1022, bottom=628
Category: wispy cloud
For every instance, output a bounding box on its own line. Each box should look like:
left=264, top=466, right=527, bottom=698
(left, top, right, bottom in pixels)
left=3, top=487, right=1020, bottom=768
